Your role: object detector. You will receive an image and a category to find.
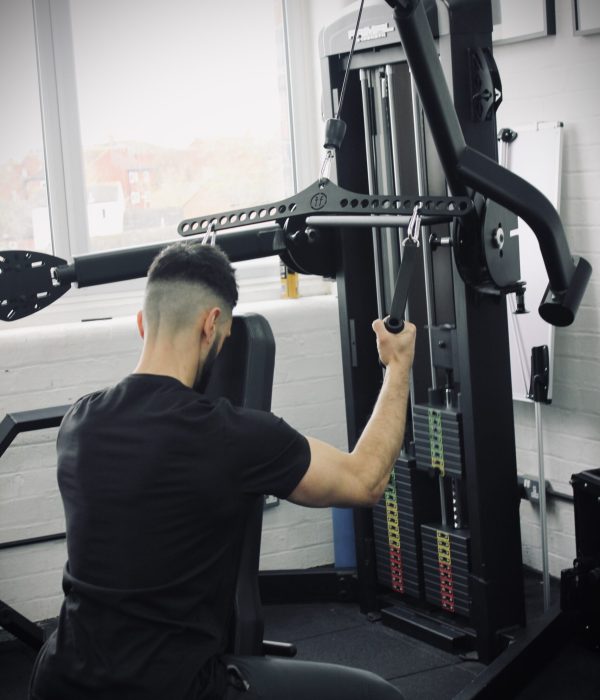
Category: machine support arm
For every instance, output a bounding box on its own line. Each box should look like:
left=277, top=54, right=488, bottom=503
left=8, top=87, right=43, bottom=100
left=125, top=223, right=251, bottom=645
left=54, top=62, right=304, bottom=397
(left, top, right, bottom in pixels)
left=385, top=0, right=592, bottom=326
left=456, top=148, right=591, bottom=325
left=0, top=227, right=283, bottom=322
left=386, top=0, right=468, bottom=197
left=56, top=227, right=283, bottom=288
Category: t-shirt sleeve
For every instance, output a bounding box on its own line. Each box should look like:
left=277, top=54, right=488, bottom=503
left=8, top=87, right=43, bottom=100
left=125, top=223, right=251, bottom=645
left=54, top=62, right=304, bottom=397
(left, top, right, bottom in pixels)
left=223, top=402, right=311, bottom=499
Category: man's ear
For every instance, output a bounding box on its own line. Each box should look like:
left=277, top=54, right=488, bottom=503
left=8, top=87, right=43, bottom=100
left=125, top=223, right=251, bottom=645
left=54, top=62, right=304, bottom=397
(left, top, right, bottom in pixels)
left=136, top=310, right=145, bottom=339
left=200, top=307, right=222, bottom=345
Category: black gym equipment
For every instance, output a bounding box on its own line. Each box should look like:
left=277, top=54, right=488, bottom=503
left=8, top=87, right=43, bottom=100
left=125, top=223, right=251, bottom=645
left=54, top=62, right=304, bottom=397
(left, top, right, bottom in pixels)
left=0, top=0, right=594, bottom=682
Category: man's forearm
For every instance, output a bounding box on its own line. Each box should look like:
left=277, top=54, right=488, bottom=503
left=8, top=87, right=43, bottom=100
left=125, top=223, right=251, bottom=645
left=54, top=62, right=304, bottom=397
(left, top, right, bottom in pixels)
left=351, top=363, right=411, bottom=502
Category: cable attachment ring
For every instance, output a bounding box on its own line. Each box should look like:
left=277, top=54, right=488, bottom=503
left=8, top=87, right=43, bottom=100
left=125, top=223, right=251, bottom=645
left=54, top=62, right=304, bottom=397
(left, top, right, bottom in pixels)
left=404, top=204, right=423, bottom=247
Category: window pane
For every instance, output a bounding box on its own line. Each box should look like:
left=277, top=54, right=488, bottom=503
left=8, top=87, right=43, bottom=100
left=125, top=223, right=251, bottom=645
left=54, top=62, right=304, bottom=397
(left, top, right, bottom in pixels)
left=71, top=0, right=293, bottom=253
left=0, top=0, right=51, bottom=254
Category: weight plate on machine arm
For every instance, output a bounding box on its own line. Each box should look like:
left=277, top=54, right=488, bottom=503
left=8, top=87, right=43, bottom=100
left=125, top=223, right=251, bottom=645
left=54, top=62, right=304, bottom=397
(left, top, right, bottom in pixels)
left=452, top=195, right=522, bottom=295
left=277, top=216, right=338, bottom=278
left=0, top=250, right=69, bottom=322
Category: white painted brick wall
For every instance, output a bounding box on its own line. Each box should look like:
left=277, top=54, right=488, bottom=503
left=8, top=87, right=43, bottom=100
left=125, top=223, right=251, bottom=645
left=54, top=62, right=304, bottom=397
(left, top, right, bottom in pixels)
left=494, top=0, right=600, bottom=576
left=0, top=296, right=346, bottom=623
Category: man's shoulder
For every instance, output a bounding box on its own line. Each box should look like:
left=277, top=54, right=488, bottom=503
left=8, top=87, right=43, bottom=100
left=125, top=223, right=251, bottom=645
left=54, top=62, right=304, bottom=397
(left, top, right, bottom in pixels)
left=218, top=401, right=296, bottom=440
left=65, top=388, right=106, bottom=413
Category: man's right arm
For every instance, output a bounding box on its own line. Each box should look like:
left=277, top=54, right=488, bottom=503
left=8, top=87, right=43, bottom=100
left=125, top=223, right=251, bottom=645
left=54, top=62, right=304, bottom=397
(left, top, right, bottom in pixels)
left=288, top=319, right=415, bottom=508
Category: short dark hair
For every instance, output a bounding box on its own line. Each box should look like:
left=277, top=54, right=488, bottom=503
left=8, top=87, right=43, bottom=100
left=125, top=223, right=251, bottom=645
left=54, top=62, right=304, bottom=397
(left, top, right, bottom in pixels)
left=147, top=242, right=238, bottom=310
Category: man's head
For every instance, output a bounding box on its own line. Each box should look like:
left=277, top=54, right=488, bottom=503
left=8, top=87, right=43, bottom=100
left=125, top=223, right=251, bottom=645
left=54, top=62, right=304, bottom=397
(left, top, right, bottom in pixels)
left=138, top=242, right=238, bottom=390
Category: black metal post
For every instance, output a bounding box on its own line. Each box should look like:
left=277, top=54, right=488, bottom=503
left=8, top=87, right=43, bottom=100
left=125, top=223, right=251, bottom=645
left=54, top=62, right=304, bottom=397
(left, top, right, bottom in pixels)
left=321, top=51, right=382, bottom=614
left=439, top=0, right=526, bottom=661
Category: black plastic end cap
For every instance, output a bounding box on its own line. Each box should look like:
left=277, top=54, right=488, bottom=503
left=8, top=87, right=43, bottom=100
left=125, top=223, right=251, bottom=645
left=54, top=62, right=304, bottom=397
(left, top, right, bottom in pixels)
left=538, top=256, right=592, bottom=327
left=538, top=297, right=574, bottom=328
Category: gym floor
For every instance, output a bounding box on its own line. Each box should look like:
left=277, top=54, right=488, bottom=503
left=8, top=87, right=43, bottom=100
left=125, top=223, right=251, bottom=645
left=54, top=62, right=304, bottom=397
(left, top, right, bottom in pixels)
left=2, top=572, right=599, bottom=699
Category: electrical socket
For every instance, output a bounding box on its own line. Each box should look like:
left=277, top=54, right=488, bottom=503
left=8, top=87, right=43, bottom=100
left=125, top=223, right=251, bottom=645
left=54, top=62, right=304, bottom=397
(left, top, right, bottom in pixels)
left=522, top=476, right=540, bottom=502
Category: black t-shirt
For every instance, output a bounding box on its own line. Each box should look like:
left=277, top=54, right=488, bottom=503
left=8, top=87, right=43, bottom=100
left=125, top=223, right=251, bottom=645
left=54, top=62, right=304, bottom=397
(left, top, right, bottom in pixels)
left=31, top=374, right=310, bottom=700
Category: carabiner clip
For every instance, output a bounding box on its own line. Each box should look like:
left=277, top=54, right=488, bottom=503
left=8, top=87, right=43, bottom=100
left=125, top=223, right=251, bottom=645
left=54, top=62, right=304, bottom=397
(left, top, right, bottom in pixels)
left=404, top=204, right=422, bottom=247
left=201, top=220, right=217, bottom=247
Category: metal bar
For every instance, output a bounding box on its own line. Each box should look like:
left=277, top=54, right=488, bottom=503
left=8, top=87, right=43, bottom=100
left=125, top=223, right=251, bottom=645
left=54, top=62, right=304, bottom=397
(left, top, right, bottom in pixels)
left=306, top=214, right=449, bottom=228
left=382, top=64, right=420, bottom=423
left=385, top=64, right=404, bottom=203
left=411, top=80, right=438, bottom=391
left=57, top=226, right=284, bottom=287
left=0, top=600, right=45, bottom=649
left=0, top=406, right=68, bottom=459
left=409, top=76, right=448, bottom=527
left=0, top=532, right=66, bottom=551
left=389, top=0, right=468, bottom=197
left=535, top=401, right=551, bottom=611
left=377, top=69, right=401, bottom=311
left=308, top=214, right=409, bottom=227
left=359, top=68, right=385, bottom=320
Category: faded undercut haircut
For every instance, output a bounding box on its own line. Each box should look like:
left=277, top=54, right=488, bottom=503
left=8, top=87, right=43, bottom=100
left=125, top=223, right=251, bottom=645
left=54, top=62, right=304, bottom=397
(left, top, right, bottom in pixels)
left=143, top=242, right=238, bottom=335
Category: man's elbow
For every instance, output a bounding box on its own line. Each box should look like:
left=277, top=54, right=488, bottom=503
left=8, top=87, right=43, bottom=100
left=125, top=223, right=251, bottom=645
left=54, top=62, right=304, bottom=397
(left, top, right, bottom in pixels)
left=353, top=480, right=386, bottom=508
left=364, top=486, right=385, bottom=507
left=361, top=471, right=391, bottom=507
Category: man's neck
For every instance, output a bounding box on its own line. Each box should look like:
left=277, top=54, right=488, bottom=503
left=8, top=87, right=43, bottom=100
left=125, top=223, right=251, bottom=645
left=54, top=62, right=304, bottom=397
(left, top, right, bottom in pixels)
left=133, top=342, right=199, bottom=389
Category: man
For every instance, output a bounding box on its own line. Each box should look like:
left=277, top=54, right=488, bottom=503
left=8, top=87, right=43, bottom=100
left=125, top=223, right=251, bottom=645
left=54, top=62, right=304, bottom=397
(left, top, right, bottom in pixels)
left=30, top=241, right=415, bottom=699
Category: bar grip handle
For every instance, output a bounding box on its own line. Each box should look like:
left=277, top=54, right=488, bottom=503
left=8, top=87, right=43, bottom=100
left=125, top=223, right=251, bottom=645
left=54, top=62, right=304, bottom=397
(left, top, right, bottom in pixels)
left=384, top=317, right=405, bottom=334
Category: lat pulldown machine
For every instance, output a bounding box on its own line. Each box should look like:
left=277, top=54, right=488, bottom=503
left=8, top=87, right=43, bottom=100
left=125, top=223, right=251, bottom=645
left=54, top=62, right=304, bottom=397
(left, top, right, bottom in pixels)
left=0, top=0, right=591, bottom=664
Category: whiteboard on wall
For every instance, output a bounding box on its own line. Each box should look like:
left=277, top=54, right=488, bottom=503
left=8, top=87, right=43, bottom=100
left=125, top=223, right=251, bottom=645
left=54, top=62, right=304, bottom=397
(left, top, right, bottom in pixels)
left=498, top=122, right=563, bottom=402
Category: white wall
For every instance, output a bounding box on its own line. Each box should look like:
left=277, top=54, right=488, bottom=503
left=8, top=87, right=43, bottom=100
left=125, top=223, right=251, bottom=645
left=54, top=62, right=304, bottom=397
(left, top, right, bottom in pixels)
left=493, top=0, right=600, bottom=575
left=0, top=296, right=346, bottom=623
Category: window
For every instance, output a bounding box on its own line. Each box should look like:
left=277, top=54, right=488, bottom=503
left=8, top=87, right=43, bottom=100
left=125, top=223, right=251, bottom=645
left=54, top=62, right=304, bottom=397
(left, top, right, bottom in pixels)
left=70, top=0, right=294, bottom=253
left=0, top=0, right=51, bottom=254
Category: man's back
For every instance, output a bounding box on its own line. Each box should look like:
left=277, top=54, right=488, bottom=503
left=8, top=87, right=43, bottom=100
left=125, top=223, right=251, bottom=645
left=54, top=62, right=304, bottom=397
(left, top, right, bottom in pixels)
left=30, top=373, right=309, bottom=700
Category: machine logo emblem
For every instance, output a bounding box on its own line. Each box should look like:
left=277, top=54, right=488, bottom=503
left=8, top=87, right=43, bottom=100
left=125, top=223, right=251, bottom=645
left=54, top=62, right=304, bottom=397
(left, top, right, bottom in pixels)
left=310, top=193, right=327, bottom=210
left=349, top=23, right=395, bottom=44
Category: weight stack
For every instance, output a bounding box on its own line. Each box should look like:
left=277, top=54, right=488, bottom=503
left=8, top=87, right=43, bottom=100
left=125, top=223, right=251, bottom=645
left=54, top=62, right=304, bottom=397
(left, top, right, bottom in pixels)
left=421, top=524, right=471, bottom=617
left=413, top=401, right=464, bottom=478
left=373, top=456, right=438, bottom=600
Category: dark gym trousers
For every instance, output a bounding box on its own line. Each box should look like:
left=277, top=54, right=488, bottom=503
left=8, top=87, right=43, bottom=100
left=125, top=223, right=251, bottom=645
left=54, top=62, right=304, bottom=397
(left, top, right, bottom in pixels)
left=29, top=374, right=403, bottom=699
